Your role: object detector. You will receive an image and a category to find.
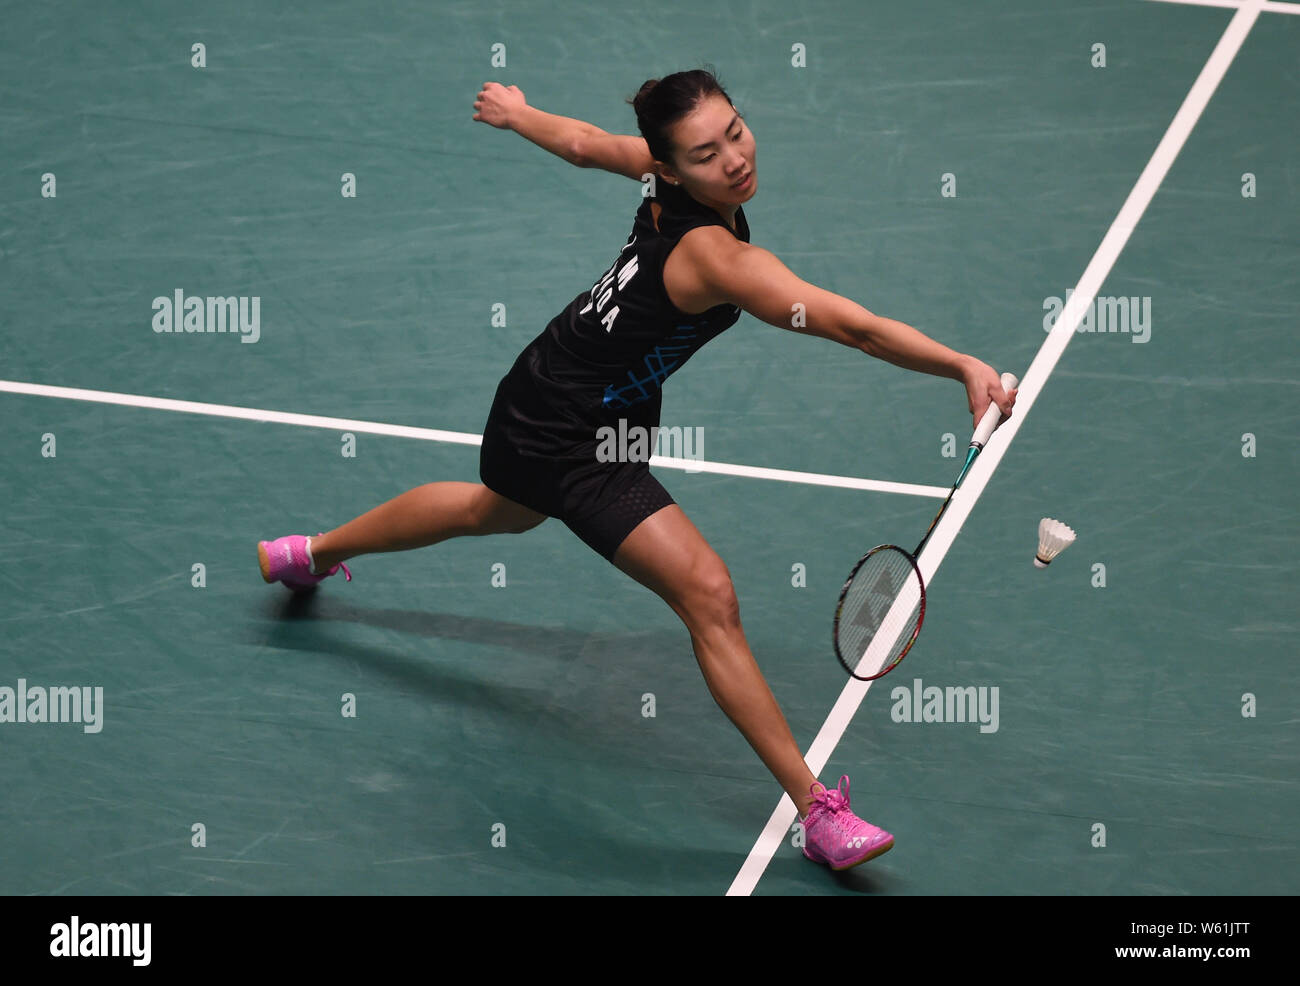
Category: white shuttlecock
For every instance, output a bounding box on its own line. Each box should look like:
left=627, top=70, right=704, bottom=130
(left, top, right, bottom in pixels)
left=1034, top=518, right=1076, bottom=568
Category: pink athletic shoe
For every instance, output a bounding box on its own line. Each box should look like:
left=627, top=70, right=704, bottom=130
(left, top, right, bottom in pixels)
left=802, top=775, right=894, bottom=870
left=258, top=534, right=351, bottom=591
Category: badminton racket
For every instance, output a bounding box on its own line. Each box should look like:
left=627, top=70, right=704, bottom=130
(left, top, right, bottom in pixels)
left=832, top=371, right=1019, bottom=680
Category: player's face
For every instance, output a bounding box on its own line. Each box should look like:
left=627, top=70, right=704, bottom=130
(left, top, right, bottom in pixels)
left=663, top=93, right=757, bottom=207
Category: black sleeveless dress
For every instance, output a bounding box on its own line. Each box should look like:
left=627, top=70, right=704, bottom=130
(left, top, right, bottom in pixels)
left=479, top=180, right=751, bottom=560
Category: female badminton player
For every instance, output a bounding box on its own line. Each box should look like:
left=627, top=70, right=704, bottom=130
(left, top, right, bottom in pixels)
left=258, top=69, right=1015, bottom=872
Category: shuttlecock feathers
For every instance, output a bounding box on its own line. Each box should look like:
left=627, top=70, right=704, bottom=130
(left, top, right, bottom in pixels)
left=1034, top=518, right=1076, bottom=568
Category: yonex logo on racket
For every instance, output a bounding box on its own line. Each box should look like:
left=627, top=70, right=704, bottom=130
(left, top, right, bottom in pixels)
left=852, top=567, right=900, bottom=631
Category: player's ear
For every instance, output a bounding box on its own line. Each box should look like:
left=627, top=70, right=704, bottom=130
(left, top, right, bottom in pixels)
left=657, top=159, right=680, bottom=186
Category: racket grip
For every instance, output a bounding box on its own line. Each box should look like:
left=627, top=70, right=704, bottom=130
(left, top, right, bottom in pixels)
left=969, top=372, right=1020, bottom=450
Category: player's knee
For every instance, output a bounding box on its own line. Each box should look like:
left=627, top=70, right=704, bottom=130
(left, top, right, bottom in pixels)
left=683, top=560, right=741, bottom=630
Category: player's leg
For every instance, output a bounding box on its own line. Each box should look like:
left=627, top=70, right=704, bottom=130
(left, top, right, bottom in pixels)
left=308, top=483, right=545, bottom=571
left=602, top=492, right=894, bottom=868
left=607, top=503, right=820, bottom=817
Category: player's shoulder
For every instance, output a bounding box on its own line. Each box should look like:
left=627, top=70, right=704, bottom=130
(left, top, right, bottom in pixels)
left=674, top=222, right=751, bottom=271
left=666, top=224, right=759, bottom=311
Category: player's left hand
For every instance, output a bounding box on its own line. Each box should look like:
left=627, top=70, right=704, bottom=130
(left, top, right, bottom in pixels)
left=962, top=357, right=1016, bottom=430
left=473, top=82, right=527, bottom=130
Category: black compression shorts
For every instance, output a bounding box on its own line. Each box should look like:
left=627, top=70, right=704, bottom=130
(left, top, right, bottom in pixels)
left=478, top=375, right=675, bottom=562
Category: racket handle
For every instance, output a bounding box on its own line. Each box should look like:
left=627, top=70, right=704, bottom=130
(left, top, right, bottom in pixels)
left=969, top=372, right=1020, bottom=450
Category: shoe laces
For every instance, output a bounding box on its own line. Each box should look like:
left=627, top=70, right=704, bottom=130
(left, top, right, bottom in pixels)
left=311, top=534, right=351, bottom=582
left=808, top=775, right=852, bottom=818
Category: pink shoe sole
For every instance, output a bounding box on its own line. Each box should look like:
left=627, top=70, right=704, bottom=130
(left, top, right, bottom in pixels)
left=257, top=541, right=274, bottom=583
left=827, top=838, right=894, bottom=871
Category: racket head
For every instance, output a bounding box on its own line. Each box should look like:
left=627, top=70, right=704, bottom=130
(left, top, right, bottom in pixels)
left=833, top=545, right=926, bottom=681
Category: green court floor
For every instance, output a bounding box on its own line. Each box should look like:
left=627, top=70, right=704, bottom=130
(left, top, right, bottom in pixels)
left=1, top=0, right=1296, bottom=895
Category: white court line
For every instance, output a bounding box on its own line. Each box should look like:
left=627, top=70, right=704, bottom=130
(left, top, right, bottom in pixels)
left=0, top=379, right=950, bottom=499
left=727, top=0, right=1264, bottom=896
left=1150, top=0, right=1299, bottom=14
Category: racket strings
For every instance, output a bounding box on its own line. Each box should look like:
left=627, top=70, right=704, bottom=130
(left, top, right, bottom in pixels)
left=836, top=548, right=923, bottom=677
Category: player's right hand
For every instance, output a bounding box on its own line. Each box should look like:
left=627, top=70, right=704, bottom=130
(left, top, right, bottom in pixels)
left=961, top=357, right=1016, bottom=431
left=473, top=82, right=526, bottom=129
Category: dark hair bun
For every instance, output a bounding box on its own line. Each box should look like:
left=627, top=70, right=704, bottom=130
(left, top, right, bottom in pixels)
left=625, top=68, right=731, bottom=167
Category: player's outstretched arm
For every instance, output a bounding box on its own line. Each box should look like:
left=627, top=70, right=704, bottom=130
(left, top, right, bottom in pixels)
left=681, top=228, right=1016, bottom=426
left=472, top=82, right=652, bottom=180
left=571, top=133, right=656, bottom=182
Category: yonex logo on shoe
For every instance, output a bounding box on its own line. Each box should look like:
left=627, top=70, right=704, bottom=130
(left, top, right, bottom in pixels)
left=151, top=289, right=262, bottom=344
left=889, top=677, right=999, bottom=734
left=0, top=679, right=104, bottom=734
